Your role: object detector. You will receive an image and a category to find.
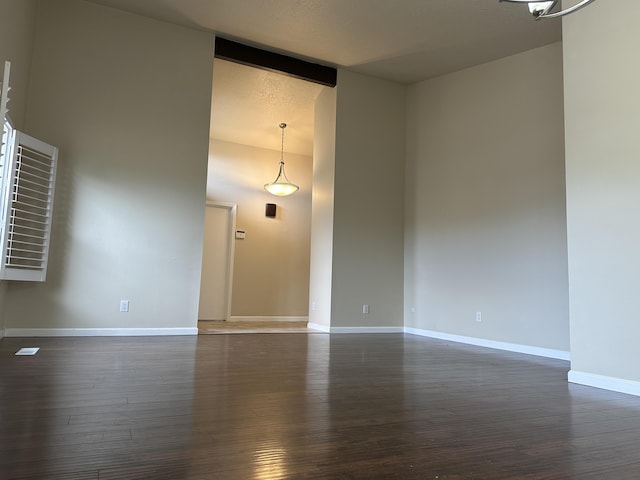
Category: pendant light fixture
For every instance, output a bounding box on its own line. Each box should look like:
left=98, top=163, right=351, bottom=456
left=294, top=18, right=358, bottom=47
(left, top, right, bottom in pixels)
left=264, top=123, right=299, bottom=196
left=500, top=0, right=595, bottom=19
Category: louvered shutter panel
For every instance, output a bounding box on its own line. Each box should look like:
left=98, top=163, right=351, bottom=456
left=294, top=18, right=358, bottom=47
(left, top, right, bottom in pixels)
left=0, top=122, right=9, bottom=207
left=0, top=62, right=10, bottom=208
left=0, top=131, right=58, bottom=281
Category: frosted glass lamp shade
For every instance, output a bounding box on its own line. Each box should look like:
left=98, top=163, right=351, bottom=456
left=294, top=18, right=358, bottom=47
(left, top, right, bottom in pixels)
left=264, top=161, right=299, bottom=196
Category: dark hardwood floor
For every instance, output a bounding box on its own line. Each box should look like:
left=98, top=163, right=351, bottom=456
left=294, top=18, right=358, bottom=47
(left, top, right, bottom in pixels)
left=2, top=333, right=640, bottom=479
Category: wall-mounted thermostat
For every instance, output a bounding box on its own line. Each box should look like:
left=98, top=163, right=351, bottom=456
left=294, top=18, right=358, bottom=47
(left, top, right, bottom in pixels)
left=235, top=230, right=246, bottom=239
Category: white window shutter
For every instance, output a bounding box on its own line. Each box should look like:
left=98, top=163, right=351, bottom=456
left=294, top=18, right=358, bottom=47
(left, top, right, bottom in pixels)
left=0, top=130, right=58, bottom=281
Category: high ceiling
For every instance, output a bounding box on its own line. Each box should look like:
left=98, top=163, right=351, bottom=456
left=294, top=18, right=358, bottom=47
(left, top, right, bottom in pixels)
left=85, top=0, right=563, bottom=155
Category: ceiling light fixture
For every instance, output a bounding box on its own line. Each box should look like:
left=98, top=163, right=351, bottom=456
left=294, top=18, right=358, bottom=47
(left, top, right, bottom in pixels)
left=264, top=123, right=299, bottom=197
left=500, top=0, right=595, bottom=19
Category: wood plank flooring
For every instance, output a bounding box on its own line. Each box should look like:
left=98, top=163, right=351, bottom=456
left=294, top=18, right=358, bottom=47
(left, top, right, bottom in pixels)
left=2, top=334, right=640, bottom=479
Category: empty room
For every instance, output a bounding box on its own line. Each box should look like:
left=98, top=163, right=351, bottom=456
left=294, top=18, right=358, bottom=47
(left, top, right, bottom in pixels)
left=2, top=0, right=640, bottom=478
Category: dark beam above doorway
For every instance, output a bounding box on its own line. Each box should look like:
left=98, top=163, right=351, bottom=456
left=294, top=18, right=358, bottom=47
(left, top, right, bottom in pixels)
left=214, top=37, right=337, bottom=88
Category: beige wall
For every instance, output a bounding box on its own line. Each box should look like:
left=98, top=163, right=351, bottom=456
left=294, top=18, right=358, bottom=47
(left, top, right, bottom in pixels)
left=308, top=86, right=337, bottom=329
left=331, top=69, right=406, bottom=328
left=0, top=0, right=38, bottom=333
left=405, top=43, right=569, bottom=351
left=0, top=0, right=37, bottom=130
left=206, top=138, right=312, bottom=317
left=564, top=1, right=640, bottom=384
left=4, top=0, right=213, bottom=332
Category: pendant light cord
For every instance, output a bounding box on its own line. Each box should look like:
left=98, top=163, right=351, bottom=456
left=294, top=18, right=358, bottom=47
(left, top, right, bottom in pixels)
left=280, top=123, right=286, bottom=164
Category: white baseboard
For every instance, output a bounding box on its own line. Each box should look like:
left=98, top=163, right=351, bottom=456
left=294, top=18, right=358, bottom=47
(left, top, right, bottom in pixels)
left=4, top=328, right=198, bottom=337
left=229, top=316, right=309, bottom=323
left=307, top=322, right=330, bottom=332
left=404, top=327, right=570, bottom=361
left=568, top=370, right=640, bottom=397
left=330, top=326, right=404, bottom=334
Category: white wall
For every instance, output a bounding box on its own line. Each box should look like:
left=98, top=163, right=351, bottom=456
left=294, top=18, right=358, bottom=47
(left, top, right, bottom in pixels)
left=331, top=69, right=406, bottom=328
left=309, top=86, right=337, bottom=329
left=0, top=267, right=5, bottom=334
left=3, top=0, right=213, bottom=333
left=405, top=43, right=569, bottom=351
left=563, top=0, right=640, bottom=388
left=0, top=0, right=38, bottom=334
left=206, top=138, right=312, bottom=317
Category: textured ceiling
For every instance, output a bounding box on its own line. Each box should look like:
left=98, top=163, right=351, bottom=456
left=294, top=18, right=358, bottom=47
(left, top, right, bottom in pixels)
left=211, top=59, right=323, bottom=156
left=84, top=0, right=566, bottom=155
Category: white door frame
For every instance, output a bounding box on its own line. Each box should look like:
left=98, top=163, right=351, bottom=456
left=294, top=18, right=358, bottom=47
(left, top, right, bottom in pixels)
left=202, top=201, right=237, bottom=321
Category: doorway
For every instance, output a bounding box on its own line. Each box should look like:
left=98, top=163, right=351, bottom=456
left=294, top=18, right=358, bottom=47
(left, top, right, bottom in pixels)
left=200, top=57, right=323, bottom=331
left=198, top=202, right=236, bottom=321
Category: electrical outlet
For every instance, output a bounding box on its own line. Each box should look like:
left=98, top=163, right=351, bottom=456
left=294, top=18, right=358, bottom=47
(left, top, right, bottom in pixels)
left=475, top=311, right=482, bottom=322
left=120, top=300, right=130, bottom=312
left=311, top=301, right=317, bottom=311
left=362, top=304, right=370, bottom=314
